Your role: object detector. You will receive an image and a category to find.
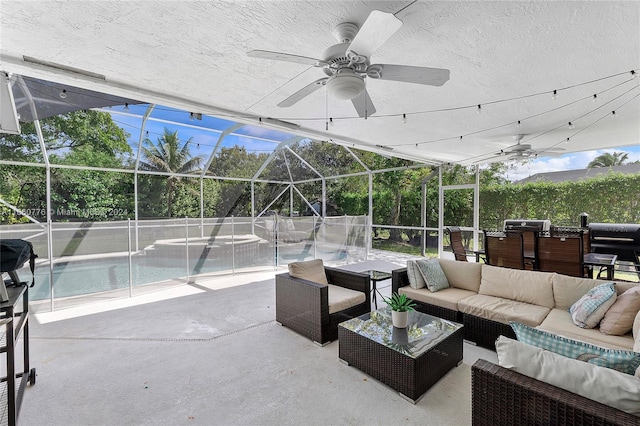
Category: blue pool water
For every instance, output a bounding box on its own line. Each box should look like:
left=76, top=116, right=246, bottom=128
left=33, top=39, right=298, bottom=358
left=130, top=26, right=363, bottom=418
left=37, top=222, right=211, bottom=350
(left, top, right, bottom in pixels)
left=29, top=255, right=271, bottom=301
left=26, top=248, right=349, bottom=301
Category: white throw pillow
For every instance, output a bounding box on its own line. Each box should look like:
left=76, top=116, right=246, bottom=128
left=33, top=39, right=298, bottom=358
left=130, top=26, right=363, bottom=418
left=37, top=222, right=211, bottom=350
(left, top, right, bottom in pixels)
left=495, top=336, right=640, bottom=415
left=569, top=282, right=616, bottom=328
left=406, top=260, right=426, bottom=289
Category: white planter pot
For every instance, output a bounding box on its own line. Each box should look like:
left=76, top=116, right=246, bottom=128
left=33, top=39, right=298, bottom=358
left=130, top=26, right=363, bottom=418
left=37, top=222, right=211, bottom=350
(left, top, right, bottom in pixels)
left=391, top=310, right=409, bottom=328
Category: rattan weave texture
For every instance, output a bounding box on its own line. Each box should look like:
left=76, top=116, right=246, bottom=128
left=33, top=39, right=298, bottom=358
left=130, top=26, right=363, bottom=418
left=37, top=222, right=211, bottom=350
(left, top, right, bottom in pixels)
left=472, top=359, right=639, bottom=425
left=275, top=266, right=370, bottom=345
left=339, top=318, right=463, bottom=402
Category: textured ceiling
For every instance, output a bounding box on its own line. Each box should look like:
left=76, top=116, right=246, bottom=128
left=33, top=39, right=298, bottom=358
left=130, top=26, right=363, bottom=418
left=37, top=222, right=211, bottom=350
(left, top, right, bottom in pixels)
left=1, top=1, right=639, bottom=166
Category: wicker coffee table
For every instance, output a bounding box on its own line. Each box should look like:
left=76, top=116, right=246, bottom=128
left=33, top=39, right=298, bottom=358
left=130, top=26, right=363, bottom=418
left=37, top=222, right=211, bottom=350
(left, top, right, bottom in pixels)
left=338, top=307, right=463, bottom=403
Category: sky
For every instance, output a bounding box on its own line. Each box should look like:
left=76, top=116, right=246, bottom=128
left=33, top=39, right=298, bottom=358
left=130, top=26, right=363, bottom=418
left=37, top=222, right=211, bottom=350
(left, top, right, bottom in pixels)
left=105, top=105, right=640, bottom=181
left=505, top=145, right=640, bottom=182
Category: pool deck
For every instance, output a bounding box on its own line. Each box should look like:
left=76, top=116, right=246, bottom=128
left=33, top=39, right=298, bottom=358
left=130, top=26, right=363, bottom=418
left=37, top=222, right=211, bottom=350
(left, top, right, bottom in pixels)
left=20, top=250, right=498, bottom=425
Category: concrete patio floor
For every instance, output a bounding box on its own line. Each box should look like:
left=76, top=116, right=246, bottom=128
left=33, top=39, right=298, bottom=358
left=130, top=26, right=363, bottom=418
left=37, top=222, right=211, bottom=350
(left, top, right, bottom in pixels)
left=20, top=252, right=497, bottom=425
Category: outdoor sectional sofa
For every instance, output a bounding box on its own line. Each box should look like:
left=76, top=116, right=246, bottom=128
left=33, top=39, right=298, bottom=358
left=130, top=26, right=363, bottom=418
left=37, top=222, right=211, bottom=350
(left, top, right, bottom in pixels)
left=392, top=258, right=639, bottom=351
left=471, top=359, right=640, bottom=425
left=393, top=258, right=640, bottom=423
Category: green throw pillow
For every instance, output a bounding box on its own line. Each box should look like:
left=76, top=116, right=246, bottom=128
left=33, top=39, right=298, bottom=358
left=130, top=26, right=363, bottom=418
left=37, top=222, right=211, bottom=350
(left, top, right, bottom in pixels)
left=415, top=258, right=449, bottom=293
left=510, top=321, right=640, bottom=375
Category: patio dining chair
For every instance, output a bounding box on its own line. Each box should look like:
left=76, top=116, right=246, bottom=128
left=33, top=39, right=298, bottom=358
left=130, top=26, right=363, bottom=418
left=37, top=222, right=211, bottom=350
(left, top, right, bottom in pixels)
left=483, top=231, right=525, bottom=269
left=446, top=226, right=468, bottom=262
left=535, top=233, right=585, bottom=277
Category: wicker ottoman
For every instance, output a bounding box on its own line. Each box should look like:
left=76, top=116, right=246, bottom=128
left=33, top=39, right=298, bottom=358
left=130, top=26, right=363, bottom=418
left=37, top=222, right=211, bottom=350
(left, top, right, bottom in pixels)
left=338, top=307, right=463, bottom=403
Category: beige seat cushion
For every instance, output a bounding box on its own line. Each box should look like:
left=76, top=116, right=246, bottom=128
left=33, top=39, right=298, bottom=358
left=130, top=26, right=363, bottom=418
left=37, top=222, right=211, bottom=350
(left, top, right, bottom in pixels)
left=287, top=259, right=328, bottom=285
left=327, top=284, right=365, bottom=314
left=438, top=258, right=482, bottom=292
left=537, top=308, right=634, bottom=350
left=480, top=265, right=555, bottom=308
left=399, top=286, right=476, bottom=311
left=458, top=294, right=550, bottom=326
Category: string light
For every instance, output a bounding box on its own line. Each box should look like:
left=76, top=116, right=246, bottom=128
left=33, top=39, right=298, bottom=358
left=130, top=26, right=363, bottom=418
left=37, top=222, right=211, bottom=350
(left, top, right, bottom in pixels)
left=551, top=90, right=557, bottom=100
left=477, top=104, right=482, bottom=114
left=631, top=70, right=637, bottom=79
left=565, top=137, right=570, bottom=143
left=402, top=113, right=407, bottom=124
left=59, top=89, right=67, bottom=99
left=611, top=110, right=617, bottom=118
left=568, top=121, right=575, bottom=129
left=124, top=103, right=129, bottom=111
left=329, top=117, right=334, bottom=127
left=593, top=94, right=598, bottom=102
left=516, top=120, right=522, bottom=128
left=189, top=112, right=195, bottom=121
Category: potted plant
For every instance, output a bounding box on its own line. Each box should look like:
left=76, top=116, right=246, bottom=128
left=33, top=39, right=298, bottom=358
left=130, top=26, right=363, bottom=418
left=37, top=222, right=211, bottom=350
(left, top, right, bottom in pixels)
left=383, top=292, right=417, bottom=328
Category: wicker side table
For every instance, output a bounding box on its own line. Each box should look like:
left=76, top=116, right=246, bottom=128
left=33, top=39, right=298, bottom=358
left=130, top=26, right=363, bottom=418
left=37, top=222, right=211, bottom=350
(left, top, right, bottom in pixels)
left=338, top=308, right=463, bottom=403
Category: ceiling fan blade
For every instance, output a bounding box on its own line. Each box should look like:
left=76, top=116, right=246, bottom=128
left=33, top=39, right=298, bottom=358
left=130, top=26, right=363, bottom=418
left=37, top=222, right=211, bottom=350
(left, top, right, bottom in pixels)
left=248, top=50, right=326, bottom=67
left=351, top=89, right=376, bottom=118
left=347, top=10, right=402, bottom=58
left=368, top=64, right=450, bottom=86
left=277, top=78, right=328, bottom=108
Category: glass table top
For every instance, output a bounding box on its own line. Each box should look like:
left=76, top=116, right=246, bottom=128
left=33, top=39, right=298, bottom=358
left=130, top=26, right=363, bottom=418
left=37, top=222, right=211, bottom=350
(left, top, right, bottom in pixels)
left=339, top=307, right=462, bottom=359
left=361, top=270, right=393, bottom=281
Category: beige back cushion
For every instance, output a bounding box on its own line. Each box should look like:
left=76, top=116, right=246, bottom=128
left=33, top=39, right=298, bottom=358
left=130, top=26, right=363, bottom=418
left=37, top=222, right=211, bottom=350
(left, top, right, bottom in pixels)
left=287, top=259, right=328, bottom=285
left=633, top=311, right=640, bottom=352
left=552, top=275, right=636, bottom=310
left=438, top=258, right=482, bottom=292
left=479, top=264, right=555, bottom=308
left=600, top=285, right=640, bottom=335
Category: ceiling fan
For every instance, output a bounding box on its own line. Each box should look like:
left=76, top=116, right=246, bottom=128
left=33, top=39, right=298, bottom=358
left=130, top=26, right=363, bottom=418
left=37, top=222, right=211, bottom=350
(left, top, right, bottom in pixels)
left=498, top=134, right=565, bottom=161
left=247, top=10, right=450, bottom=118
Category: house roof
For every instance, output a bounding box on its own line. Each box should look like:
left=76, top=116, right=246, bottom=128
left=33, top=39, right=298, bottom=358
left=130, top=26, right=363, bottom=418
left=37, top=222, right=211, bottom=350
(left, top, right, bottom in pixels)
left=515, top=163, right=640, bottom=184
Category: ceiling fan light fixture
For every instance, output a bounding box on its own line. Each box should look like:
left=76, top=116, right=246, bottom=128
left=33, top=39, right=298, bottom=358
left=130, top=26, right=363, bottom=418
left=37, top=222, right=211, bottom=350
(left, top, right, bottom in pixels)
left=326, top=71, right=364, bottom=100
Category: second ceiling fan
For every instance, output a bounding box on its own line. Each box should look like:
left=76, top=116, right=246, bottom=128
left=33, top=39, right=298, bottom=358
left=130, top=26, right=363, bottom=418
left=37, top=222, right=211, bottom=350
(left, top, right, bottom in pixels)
left=248, top=10, right=450, bottom=118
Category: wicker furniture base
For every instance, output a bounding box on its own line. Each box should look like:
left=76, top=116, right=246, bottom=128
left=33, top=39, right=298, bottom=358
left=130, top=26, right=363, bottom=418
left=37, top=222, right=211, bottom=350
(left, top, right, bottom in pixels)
left=472, top=359, right=639, bottom=425
left=275, top=267, right=370, bottom=345
left=462, top=313, right=516, bottom=350
left=338, top=311, right=463, bottom=403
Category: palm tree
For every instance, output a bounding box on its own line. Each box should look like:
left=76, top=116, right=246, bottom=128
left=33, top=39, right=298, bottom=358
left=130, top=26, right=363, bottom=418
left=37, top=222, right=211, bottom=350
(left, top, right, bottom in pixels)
left=587, top=151, right=629, bottom=168
left=139, top=128, right=202, bottom=216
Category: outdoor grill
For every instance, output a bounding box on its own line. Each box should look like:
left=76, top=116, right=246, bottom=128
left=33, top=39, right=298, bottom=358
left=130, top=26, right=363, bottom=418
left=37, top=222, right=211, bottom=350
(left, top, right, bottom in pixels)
left=503, top=219, right=551, bottom=232
left=588, top=223, right=640, bottom=267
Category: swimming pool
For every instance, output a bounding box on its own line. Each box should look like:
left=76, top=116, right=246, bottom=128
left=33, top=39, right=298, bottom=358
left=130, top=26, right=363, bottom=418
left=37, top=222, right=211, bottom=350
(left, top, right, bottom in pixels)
left=27, top=244, right=350, bottom=301
left=29, top=253, right=274, bottom=301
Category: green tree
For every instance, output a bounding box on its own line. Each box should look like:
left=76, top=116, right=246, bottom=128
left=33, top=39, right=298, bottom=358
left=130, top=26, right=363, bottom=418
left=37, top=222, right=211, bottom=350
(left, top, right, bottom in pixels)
left=209, top=146, right=269, bottom=216
left=0, top=110, right=132, bottom=223
left=138, top=128, right=202, bottom=217
left=587, top=151, right=629, bottom=168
